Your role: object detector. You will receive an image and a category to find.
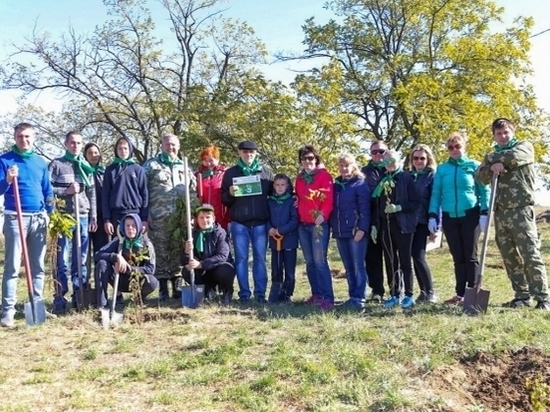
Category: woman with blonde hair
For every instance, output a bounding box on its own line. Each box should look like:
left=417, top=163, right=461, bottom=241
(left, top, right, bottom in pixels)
left=408, top=144, right=437, bottom=302
left=428, top=132, right=490, bottom=304
left=195, top=145, right=229, bottom=230
left=329, top=153, right=370, bottom=309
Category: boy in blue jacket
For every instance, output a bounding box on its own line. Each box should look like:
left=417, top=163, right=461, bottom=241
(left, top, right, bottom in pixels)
left=266, top=174, right=299, bottom=303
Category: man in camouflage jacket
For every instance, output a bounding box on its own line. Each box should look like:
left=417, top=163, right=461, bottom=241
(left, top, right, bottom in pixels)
left=143, top=133, right=197, bottom=300
left=477, top=118, right=549, bottom=310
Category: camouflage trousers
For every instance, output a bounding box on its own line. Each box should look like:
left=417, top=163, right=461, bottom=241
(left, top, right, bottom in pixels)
left=148, top=217, right=182, bottom=280
left=494, top=206, right=548, bottom=301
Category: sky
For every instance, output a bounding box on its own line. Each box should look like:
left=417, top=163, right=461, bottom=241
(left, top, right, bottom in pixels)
left=1, top=0, right=550, bottom=202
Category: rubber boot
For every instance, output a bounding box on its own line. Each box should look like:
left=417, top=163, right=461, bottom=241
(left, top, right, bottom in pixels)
left=159, top=279, right=169, bottom=302
left=171, top=277, right=181, bottom=300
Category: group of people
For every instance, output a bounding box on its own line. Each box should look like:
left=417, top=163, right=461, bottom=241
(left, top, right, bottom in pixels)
left=0, top=117, right=548, bottom=327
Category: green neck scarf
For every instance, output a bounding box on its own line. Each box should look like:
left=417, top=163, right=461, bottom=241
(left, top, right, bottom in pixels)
left=195, top=227, right=214, bottom=253
left=201, top=169, right=214, bottom=178
left=159, top=152, right=183, bottom=166
left=269, top=192, right=291, bottom=205
left=124, top=236, right=143, bottom=251
left=11, top=145, right=35, bottom=159
left=494, top=138, right=518, bottom=152
left=112, top=156, right=136, bottom=166
left=372, top=169, right=402, bottom=198
left=411, top=168, right=429, bottom=182
left=236, top=158, right=261, bottom=176
left=299, top=168, right=318, bottom=185
left=335, top=177, right=350, bottom=190
left=90, top=163, right=105, bottom=174
left=370, top=160, right=386, bottom=169
left=63, top=151, right=95, bottom=188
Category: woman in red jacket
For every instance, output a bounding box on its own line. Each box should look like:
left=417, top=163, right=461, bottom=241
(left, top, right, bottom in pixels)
left=295, top=145, right=334, bottom=310
left=195, top=146, right=229, bottom=230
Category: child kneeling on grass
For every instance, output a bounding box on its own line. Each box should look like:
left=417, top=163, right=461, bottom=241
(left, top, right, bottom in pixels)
left=267, top=174, right=299, bottom=303
left=181, top=204, right=235, bottom=304
left=94, top=213, right=157, bottom=308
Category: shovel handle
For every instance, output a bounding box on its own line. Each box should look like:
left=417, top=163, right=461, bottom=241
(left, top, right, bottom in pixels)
left=272, top=234, right=283, bottom=252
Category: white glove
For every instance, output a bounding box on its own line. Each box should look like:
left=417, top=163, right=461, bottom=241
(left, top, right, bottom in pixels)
left=428, top=218, right=438, bottom=234
left=479, top=215, right=488, bottom=233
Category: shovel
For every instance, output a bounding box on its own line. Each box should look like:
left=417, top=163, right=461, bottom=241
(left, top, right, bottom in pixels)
left=181, top=157, right=204, bottom=309
left=268, top=234, right=284, bottom=303
left=74, top=193, right=95, bottom=310
left=463, top=174, right=498, bottom=315
left=101, top=228, right=125, bottom=328
left=12, top=177, right=47, bottom=326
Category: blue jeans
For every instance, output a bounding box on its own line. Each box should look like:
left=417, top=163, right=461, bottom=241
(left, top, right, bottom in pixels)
left=2, top=212, right=48, bottom=314
left=54, top=217, right=90, bottom=297
left=299, top=223, right=334, bottom=302
left=230, top=222, right=268, bottom=300
left=336, top=236, right=368, bottom=302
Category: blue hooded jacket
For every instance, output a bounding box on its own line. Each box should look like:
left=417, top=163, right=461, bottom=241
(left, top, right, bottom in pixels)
left=266, top=183, right=299, bottom=249
left=330, top=175, right=370, bottom=238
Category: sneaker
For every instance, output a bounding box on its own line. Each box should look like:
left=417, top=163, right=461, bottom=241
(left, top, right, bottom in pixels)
left=444, top=296, right=464, bottom=305
left=426, top=292, right=437, bottom=303
left=222, top=293, right=233, bottom=305
left=384, top=296, right=401, bottom=309
left=319, top=299, right=334, bottom=311
left=401, top=296, right=415, bottom=309
left=341, top=299, right=364, bottom=309
left=502, top=298, right=531, bottom=308
left=305, top=294, right=323, bottom=305
left=256, top=296, right=267, bottom=304
left=52, top=296, right=68, bottom=315
left=0, top=312, right=15, bottom=328
left=416, top=291, right=427, bottom=303
left=369, top=294, right=383, bottom=304
left=535, top=300, right=550, bottom=311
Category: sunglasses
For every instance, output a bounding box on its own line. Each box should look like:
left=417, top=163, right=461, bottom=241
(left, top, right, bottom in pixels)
left=371, top=149, right=386, bottom=155
left=301, top=155, right=316, bottom=161
left=447, top=144, right=462, bottom=151
left=413, top=156, right=426, bottom=161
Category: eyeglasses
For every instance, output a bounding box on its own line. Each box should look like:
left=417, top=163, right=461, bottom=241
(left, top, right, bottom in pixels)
left=413, top=156, right=426, bottom=161
left=301, top=155, right=315, bottom=161
left=447, top=144, right=462, bottom=151
left=371, top=149, right=386, bottom=155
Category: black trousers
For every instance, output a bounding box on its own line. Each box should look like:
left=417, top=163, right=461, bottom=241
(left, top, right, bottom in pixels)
left=95, top=259, right=158, bottom=308
left=183, top=262, right=236, bottom=295
left=381, top=218, right=414, bottom=297
left=89, top=219, right=111, bottom=255
left=442, top=207, right=481, bottom=297
left=411, top=223, right=434, bottom=293
left=366, top=229, right=385, bottom=297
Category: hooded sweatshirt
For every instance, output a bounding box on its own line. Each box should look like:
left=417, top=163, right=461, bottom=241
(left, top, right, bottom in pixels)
left=94, top=212, right=155, bottom=275
left=102, top=138, right=149, bottom=223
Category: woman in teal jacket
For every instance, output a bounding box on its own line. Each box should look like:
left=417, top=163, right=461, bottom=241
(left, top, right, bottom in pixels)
left=428, top=132, right=490, bottom=304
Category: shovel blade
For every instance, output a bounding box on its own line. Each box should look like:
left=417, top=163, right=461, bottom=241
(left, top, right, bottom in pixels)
left=463, top=287, right=491, bottom=315
left=76, top=289, right=97, bottom=311
left=100, top=307, right=111, bottom=329
left=111, top=311, right=124, bottom=326
left=24, top=298, right=47, bottom=326
left=181, top=285, right=204, bottom=309
left=268, top=283, right=283, bottom=304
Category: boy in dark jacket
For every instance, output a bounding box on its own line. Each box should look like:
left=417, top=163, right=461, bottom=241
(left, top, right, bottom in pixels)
left=94, top=213, right=157, bottom=308
left=102, top=137, right=148, bottom=237
left=266, top=174, right=299, bottom=303
left=181, top=204, right=235, bottom=304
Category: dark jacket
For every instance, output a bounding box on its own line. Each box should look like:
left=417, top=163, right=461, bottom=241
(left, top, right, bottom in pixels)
left=330, top=175, right=371, bottom=238
left=221, top=163, right=274, bottom=226
left=180, top=223, right=233, bottom=271
left=373, top=170, right=419, bottom=234
left=411, top=169, right=434, bottom=226
left=361, top=161, right=385, bottom=194
left=266, top=187, right=299, bottom=249
left=102, top=138, right=149, bottom=222
left=94, top=213, right=155, bottom=276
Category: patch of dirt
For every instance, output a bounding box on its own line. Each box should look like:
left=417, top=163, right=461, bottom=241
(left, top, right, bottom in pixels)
left=430, top=347, right=550, bottom=411
left=119, top=307, right=191, bottom=324
left=331, top=269, right=346, bottom=278
left=486, top=263, right=505, bottom=270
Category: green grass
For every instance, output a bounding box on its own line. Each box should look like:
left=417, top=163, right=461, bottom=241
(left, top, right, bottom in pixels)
left=0, top=222, right=550, bottom=411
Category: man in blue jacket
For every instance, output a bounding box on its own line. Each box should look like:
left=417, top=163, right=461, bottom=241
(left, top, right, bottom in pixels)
left=0, top=123, right=54, bottom=328
left=181, top=204, right=235, bottom=304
